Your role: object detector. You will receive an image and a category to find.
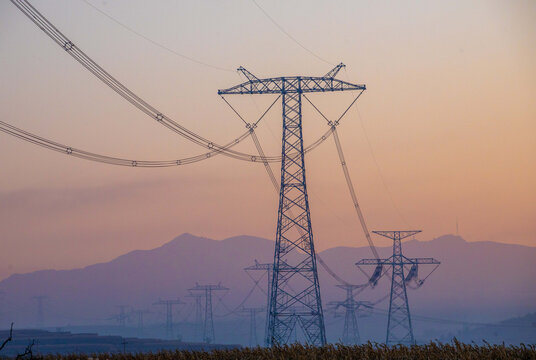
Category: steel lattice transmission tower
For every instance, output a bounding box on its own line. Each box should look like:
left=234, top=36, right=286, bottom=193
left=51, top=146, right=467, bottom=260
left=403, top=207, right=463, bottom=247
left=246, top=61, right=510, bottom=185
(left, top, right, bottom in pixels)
left=328, top=285, right=369, bottom=344
left=108, top=305, right=129, bottom=328
left=188, top=283, right=228, bottom=344
left=356, top=231, right=440, bottom=345
left=186, top=293, right=203, bottom=341
left=32, top=295, right=47, bottom=328
left=154, top=298, right=184, bottom=339
left=244, top=260, right=273, bottom=344
left=219, top=63, right=365, bottom=347
left=132, top=309, right=151, bottom=332
left=240, top=307, right=264, bottom=347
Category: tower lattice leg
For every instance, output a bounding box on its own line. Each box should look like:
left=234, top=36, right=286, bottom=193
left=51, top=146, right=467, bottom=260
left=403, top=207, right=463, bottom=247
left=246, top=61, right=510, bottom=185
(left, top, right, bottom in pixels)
left=267, top=91, right=326, bottom=346
left=343, top=306, right=360, bottom=344
left=386, top=232, right=414, bottom=345
left=204, top=289, right=215, bottom=343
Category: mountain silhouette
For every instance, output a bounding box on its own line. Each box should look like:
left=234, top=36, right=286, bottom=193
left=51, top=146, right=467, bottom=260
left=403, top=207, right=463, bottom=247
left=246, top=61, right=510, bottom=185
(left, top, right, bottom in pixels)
left=1, top=233, right=534, bottom=338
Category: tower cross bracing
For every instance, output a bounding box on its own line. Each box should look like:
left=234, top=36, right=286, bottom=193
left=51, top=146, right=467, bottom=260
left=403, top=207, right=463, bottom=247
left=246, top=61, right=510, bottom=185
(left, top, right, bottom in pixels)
left=219, top=63, right=365, bottom=346
left=356, top=231, right=440, bottom=345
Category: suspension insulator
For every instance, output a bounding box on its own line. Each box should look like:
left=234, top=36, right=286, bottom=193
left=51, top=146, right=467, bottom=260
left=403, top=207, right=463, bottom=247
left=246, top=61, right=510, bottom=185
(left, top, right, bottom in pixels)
left=369, top=264, right=383, bottom=286
left=405, top=264, right=418, bottom=283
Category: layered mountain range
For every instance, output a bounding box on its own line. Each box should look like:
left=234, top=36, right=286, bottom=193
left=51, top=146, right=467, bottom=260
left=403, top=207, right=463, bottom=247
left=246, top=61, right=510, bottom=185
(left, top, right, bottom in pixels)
left=1, top=233, right=534, bottom=343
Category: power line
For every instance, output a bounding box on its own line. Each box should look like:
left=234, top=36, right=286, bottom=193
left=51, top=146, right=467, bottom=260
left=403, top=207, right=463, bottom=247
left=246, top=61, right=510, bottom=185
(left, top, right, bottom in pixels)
left=9, top=0, right=345, bottom=166
left=80, top=0, right=233, bottom=73
left=302, top=92, right=379, bottom=260
left=250, top=0, right=333, bottom=65
left=213, top=281, right=258, bottom=318
left=9, top=0, right=278, bottom=163
left=354, top=106, right=412, bottom=227
left=333, top=127, right=379, bottom=259
left=342, top=69, right=412, bottom=227
left=0, top=111, right=335, bottom=167
left=0, top=120, right=234, bottom=167
left=7, top=1, right=421, bottom=342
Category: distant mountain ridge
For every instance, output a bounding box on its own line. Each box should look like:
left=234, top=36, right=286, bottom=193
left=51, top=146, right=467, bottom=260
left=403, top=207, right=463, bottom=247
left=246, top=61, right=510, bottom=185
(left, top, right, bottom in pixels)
left=1, top=233, right=534, bottom=334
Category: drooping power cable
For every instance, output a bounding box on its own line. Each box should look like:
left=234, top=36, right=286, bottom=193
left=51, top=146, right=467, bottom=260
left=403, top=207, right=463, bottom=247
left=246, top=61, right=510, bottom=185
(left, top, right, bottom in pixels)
left=9, top=0, right=279, bottom=163
left=303, top=93, right=379, bottom=259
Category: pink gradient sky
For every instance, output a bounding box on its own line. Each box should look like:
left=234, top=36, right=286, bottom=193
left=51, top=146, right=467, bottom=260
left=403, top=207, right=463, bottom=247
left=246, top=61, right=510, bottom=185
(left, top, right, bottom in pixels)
left=0, top=0, right=535, bottom=280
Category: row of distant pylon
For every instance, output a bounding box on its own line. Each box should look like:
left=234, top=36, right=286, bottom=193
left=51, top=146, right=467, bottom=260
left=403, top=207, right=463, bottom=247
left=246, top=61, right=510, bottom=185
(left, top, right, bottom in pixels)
left=25, top=232, right=438, bottom=347
left=109, top=283, right=229, bottom=344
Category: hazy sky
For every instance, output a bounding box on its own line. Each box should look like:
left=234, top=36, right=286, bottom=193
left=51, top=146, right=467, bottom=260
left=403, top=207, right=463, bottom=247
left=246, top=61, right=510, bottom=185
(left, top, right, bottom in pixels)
left=0, top=0, right=535, bottom=280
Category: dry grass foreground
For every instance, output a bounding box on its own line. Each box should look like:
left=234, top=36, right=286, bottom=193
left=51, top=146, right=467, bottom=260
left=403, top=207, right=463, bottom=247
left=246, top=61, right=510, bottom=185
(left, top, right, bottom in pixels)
left=14, top=341, right=536, bottom=360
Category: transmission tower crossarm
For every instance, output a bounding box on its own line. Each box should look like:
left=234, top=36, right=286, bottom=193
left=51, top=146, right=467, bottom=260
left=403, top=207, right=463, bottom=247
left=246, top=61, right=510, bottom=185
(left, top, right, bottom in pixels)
left=218, top=76, right=365, bottom=95
left=406, top=257, right=440, bottom=265
left=244, top=260, right=272, bottom=271
left=358, top=257, right=439, bottom=266
left=356, top=258, right=385, bottom=265
left=153, top=298, right=185, bottom=305
left=188, top=284, right=230, bottom=292
left=358, top=257, right=438, bottom=267
left=373, top=230, right=421, bottom=240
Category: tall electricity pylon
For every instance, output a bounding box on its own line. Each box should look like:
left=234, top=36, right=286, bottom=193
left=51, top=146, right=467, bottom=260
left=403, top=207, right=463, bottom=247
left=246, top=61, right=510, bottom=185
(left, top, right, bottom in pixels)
left=328, top=285, right=369, bottom=344
left=154, top=298, right=184, bottom=339
left=188, top=283, right=228, bottom=344
left=356, top=231, right=440, bottom=345
left=219, top=63, right=365, bottom=346
left=244, top=260, right=272, bottom=345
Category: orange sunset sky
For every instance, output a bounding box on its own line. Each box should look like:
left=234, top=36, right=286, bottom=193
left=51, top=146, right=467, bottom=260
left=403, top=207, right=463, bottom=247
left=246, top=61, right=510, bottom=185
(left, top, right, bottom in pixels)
left=0, top=0, right=535, bottom=280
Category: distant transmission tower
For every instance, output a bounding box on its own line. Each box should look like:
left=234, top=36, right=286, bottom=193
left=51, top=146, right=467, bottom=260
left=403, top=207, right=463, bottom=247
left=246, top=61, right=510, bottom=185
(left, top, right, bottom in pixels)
left=110, top=305, right=129, bottom=328
left=188, top=283, right=228, bottom=344
left=328, top=285, right=368, bottom=344
left=186, top=293, right=203, bottom=341
left=154, top=298, right=184, bottom=339
left=32, top=295, right=47, bottom=328
left=240, top=307, right=264, bottom=347
left=356, top=231, right=440, bottom=345
left=244, top=260, right=272, bottom=344
left=132, top=309, right=151, bottom=332
left=219, top=63, right=365, bottom=346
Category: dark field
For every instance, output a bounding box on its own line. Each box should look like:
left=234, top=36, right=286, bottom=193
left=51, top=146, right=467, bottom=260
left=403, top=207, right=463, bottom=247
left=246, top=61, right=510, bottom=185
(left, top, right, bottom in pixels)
left=14, top=342, right=536, bottom=360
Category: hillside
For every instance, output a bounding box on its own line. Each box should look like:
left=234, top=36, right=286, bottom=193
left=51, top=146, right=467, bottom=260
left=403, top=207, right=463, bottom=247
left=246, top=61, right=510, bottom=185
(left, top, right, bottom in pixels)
left=0, top=233, right=534, bottom=344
